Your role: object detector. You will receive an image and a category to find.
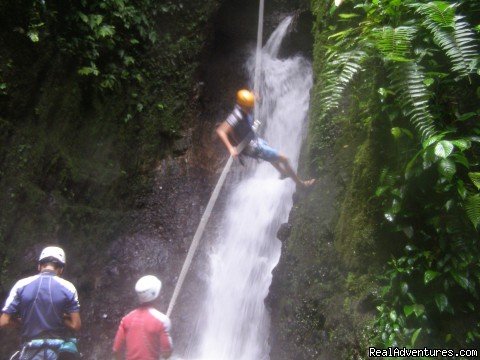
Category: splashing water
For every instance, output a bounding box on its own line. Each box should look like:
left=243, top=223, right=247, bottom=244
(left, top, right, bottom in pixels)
left=186, top=17, right=312, bottom=360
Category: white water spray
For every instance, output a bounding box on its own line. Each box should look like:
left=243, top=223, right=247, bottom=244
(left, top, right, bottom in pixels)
left=186, top=17, right=312, bottom=360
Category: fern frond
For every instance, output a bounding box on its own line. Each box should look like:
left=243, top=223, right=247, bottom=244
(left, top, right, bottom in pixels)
left=414, top=1, right=456, bottom=28
left=469, top=172, right=480, bottom=190
left=389, top=62, right=437, bottom=140
left=373, top=26, right=417, bottom=62
left=465, top=194, right=480, bottom=229
left=320, top=50, right=366, bottom=115
left=417, top=2, right=478, bottom=78
left=449, top=17, right=478, bottom=75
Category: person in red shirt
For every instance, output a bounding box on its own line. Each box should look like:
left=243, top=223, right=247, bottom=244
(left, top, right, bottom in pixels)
left=113, top=275, right=172, bottom=360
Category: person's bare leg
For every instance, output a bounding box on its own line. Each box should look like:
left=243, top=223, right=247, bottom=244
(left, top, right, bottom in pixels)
left=271, top=161, right=288, bottom=179
left=274, top=154, right=316, bottom=188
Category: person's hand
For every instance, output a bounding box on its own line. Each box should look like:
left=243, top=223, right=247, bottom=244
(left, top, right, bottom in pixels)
left=63, top=312, right=81, bottom=331
left=229, top=146, right=239, bottom=158
left=0, top=313, right=21, bottom=328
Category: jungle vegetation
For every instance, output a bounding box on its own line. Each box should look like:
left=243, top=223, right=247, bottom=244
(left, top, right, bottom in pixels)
left=0, top=0, right=218, bottom=301
left=311, top=0, right=480, bottom=351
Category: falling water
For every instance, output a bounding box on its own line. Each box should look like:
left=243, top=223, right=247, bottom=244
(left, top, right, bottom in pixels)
left=187, top=16, right=312, bottom=360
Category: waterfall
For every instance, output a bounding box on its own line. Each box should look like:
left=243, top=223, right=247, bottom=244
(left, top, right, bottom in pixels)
left=185, top=16, right=312, bottom=360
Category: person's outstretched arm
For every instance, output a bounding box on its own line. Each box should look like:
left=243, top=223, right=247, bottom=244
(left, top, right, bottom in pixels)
left=216, top=122, right=238, bottom=158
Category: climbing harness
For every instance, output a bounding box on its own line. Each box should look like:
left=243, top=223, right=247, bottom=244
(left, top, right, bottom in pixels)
left=166, top=0, right=266, bottom=318
left=12, top=338, right=79, bottom=360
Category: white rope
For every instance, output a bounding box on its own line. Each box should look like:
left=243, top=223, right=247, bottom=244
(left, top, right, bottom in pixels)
left=166, top=130, right=255, bottom=317
left=166, top=0, right=265, bottom=318
left=166, top=155, right=233, bottom=317
left=254, top=0, right=265, bottom=122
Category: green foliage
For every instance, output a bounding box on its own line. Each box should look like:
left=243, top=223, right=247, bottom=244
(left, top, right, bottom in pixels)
left=416, top=2, right=478, bottom=78
left=311, top=0, right=480, bottom=350
left=10, top=0, right=158, bottom=89
left=389, top=62, right=436, bottom=140
left=373, top=26, right=416, bottom=62
left=375, top=128, right=480, bottom=346
left=2, top=0, right=216, bottom=93
left=465, top=194, right=480, bottom=228
left=320, top=50, right=367, bottom=116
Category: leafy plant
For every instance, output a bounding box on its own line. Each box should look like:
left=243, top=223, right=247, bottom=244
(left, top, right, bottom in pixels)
left=320, top=50, right=367, bottom=115
left=6, top=0, right=184, bottom=90
left=313, top=0, right=480, bottom=349
left=415, top=2, right=478, bottom=78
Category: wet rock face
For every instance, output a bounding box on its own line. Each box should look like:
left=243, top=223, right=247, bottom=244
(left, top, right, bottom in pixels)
left=268, top=171, right=345, bottom=360
left=79, top=156, right=215, bottom=359
left=276, top=222, right=292, bottom=242
left=277, top=10, right=314, bottom=59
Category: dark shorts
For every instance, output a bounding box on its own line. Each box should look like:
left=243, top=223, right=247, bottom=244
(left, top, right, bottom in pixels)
left=243, top=138, right=280, bottom=162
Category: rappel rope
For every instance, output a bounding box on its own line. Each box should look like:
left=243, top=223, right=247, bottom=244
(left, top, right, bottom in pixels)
left=166, top=156, right=233, bottom=317
left=253, top=0, right=264, bottom=128
left=166, top=0, right=265, bottom=318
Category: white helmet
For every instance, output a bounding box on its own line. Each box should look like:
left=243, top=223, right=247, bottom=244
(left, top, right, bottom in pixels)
left=39, top=246, right=66, bottom=266
left=135, top=275, right=162, bottom=303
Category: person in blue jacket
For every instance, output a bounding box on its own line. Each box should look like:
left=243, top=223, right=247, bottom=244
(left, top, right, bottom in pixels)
left=0, top=246, right=81, bottom=359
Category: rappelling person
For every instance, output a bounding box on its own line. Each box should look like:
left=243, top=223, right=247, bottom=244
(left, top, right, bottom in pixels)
left=216, top=89, right=316, bottom=188
left=112, top=275, right=173, bottom=360
left=0, top=246, right=81, bottom=360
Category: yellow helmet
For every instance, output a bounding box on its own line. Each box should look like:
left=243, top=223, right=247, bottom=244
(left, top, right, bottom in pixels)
left=236, top=89, right=255, bottom=108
